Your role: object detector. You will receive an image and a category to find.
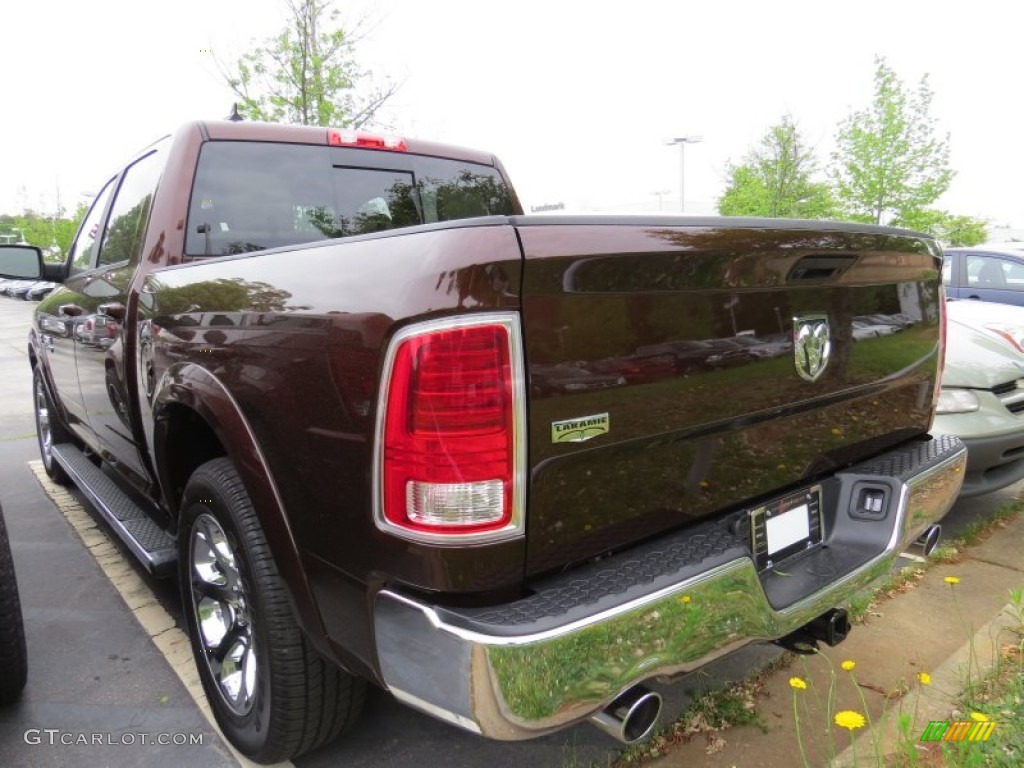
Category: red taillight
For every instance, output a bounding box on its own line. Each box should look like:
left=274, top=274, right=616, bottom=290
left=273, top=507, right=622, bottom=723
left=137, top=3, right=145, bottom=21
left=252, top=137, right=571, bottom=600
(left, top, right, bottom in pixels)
left=376, top=314, right=524, bottom=542
left=930, top=291, right=949, bottom=428
left=938, top=293, right=947, bottom=371
left=408, top=327, right=508, bottom=433
left=328, top=129, right=408, bottom=152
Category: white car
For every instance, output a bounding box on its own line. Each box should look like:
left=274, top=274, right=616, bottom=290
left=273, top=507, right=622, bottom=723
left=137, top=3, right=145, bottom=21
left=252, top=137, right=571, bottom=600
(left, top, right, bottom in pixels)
left=932, top=300, right=1024, bottom=497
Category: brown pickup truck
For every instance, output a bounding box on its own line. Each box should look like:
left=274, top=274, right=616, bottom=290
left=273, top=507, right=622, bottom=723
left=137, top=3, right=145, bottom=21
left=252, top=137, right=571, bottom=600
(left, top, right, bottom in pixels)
left=0, top=120, right=966, bottom=762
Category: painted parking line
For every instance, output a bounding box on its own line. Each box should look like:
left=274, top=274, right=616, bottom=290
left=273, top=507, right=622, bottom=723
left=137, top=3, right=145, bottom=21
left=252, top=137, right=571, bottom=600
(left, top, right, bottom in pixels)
left=29, top=460, right=293, bottom=768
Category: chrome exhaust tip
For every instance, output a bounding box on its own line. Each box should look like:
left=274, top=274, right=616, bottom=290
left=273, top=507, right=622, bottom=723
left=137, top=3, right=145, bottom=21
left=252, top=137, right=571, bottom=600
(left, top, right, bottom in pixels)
left=590, top=685, right=662, bottom=744
left=907, top=524, right=942, bottom=558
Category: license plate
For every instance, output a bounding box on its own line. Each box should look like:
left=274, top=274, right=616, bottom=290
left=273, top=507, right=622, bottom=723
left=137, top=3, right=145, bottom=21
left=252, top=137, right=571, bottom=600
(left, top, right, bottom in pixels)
left=766, top=503, right=811, bottom=555
left=750, top=486, right=822, bottom=570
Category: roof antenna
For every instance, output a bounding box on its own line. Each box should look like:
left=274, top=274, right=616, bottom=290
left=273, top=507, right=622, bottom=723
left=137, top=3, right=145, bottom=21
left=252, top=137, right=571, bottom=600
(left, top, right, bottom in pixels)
left=226, top=103, right=243, bottom=122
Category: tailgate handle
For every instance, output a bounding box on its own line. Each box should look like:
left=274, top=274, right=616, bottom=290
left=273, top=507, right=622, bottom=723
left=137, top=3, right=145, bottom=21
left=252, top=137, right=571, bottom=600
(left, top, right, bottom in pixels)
left=788, top=255, right=858, bottom=282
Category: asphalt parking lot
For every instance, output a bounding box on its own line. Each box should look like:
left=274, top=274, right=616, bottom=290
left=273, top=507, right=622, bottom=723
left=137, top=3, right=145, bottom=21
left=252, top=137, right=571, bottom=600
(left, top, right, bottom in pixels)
left=0, top=296, right=1011, bottom=768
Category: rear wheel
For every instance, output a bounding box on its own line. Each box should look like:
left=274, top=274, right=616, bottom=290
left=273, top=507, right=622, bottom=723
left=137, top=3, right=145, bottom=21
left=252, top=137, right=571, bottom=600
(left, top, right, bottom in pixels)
left=0, top=505, right=28, bottom=706
left=179, top=458, right=365, bottom=762
left=33, top=367, right=70, bottom=485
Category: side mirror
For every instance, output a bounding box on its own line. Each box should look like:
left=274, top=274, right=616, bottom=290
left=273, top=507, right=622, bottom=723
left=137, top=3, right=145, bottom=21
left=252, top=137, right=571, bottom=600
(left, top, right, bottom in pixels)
left=0, top=244, right=44, bottom=279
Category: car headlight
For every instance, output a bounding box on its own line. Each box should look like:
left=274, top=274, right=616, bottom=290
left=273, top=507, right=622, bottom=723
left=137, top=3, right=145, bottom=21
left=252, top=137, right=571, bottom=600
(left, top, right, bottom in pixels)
left=935, top=388, right=980, bottom=414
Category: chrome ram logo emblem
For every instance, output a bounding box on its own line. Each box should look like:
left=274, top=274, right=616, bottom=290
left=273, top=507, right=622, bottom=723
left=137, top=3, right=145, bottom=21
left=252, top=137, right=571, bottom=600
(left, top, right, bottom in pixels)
left=793, top=314, right=831, bottom=382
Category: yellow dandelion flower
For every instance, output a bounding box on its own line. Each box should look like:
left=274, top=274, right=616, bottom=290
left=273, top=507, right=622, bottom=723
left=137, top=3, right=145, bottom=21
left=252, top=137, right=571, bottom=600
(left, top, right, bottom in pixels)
left=945, top=576, right=960, bottom=585
left=917, top=672, right=932, bottom=685
left=680, top=595, right=692, bottom=604
left=834, top=710, right=866, bottom=730
left=970, top=712, right=990, bottom=722
left=789, top=677, right=807, bottom=690
left=841, top=660, right=856, bottom=671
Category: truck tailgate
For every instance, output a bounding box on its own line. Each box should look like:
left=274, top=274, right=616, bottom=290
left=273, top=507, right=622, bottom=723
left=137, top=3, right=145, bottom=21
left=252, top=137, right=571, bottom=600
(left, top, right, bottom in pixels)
left=517, top=218, right=943, bottom=576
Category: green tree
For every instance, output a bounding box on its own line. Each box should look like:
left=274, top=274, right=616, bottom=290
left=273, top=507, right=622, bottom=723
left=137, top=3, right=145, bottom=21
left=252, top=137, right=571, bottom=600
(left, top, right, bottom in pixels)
left=53, top=203, right=89, bottom=258
left=0, top=203, right=87, bottom=260
left=718, top=115, right=837, bottom=219
left=152, top=278, right=293, bottom=315
left=831, top=57, right=953, bottom=225
left=100, top=197, right=152, bottom=264
left=220, top=0, right=397, bottom=127
left=898, top=209, right=988, bottom=246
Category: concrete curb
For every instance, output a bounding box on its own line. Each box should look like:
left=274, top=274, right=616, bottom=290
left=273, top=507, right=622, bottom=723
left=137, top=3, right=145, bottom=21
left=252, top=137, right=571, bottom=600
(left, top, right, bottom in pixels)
left=833, top=595, right=1023, bottom=766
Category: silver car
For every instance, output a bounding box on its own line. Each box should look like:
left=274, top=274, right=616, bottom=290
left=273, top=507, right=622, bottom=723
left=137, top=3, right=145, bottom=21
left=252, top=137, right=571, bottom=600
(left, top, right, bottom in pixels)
left=932, top=300, right=1024, bottom=496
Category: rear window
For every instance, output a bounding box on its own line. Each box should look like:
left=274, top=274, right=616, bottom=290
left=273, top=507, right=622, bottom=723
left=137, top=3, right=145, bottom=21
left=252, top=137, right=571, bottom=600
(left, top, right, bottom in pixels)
left=185, top=141, right=514, bottom=256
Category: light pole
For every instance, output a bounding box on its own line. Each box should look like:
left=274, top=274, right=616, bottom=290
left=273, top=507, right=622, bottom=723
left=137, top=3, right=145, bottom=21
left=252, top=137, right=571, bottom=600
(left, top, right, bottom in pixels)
left=667, top=135, right=702, bottom=212
left=651, top=190, right=670, bottom=212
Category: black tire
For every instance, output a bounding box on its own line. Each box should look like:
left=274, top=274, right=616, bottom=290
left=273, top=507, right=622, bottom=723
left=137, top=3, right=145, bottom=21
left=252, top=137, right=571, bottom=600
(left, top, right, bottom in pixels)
left=0, top=505, right=28, bottom=706
left=178, top=458, right=365, bottom=762
left=33, top=367, right=71, bottom=485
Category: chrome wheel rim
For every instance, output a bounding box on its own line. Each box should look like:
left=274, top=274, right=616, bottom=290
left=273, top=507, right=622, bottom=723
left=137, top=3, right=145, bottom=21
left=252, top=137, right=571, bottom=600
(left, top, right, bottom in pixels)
left=35, top=375, right=52, bottom=466
left=189, top=513, right=257, bottom=715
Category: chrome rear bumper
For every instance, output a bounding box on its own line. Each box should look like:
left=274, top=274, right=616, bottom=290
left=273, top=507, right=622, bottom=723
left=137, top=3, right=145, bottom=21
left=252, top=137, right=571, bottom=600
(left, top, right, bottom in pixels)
left=373, top=435, right=966, bottom=740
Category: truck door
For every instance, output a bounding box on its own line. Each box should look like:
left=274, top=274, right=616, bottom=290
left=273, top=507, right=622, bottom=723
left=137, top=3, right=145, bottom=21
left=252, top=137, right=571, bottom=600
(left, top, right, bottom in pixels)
left=41, top=178, right=117, bottom=429
left=74, top=148, right=165, bottom=491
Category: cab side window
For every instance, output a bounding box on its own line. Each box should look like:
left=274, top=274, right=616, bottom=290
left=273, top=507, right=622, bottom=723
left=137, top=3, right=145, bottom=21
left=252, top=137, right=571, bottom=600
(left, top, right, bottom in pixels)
left=97, top=149, right=165, bottom=267
left=69, top=179, right=116, bottom=275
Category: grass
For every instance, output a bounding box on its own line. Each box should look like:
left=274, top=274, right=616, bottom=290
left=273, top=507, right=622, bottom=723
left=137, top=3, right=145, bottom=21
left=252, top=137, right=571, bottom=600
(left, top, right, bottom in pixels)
left=949, top=502, right=1023, bottom=547
left=891, top=587, right=1024, bottom=767
left=608, top=670, right=775, bottom=768
left=845, top=497, right=1024, bottom=625
left=578, top=495, right=1024, bottom=768
left=781, top=579, right=1024, bottom=768
left=790, top=497, right=1024, bottom=768
left=928, top=502, right=1024, bottom=567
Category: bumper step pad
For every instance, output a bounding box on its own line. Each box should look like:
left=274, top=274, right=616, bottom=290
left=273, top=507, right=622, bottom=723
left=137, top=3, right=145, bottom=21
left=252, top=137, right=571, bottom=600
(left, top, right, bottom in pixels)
left=442, top=434, right=966, bottom=634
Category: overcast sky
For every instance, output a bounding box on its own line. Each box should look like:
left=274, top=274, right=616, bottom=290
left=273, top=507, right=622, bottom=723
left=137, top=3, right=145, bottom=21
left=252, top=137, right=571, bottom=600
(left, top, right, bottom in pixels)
left=2, top=0, right=1021, bottom=227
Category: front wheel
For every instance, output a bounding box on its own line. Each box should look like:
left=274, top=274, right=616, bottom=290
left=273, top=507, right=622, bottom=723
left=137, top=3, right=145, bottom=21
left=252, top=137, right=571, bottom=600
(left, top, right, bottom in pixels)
left=178, top=458, right=365, bottom=762
left=33, top=367, right=70, bottom=485
left=0, top=505, right=28, bottom=706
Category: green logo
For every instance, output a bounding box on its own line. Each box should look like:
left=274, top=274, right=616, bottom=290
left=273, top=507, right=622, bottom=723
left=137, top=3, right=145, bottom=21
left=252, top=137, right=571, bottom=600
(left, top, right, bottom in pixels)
left=551, top=413, right=610, bottom=444
left=920, top=719, right=995, bottom=742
